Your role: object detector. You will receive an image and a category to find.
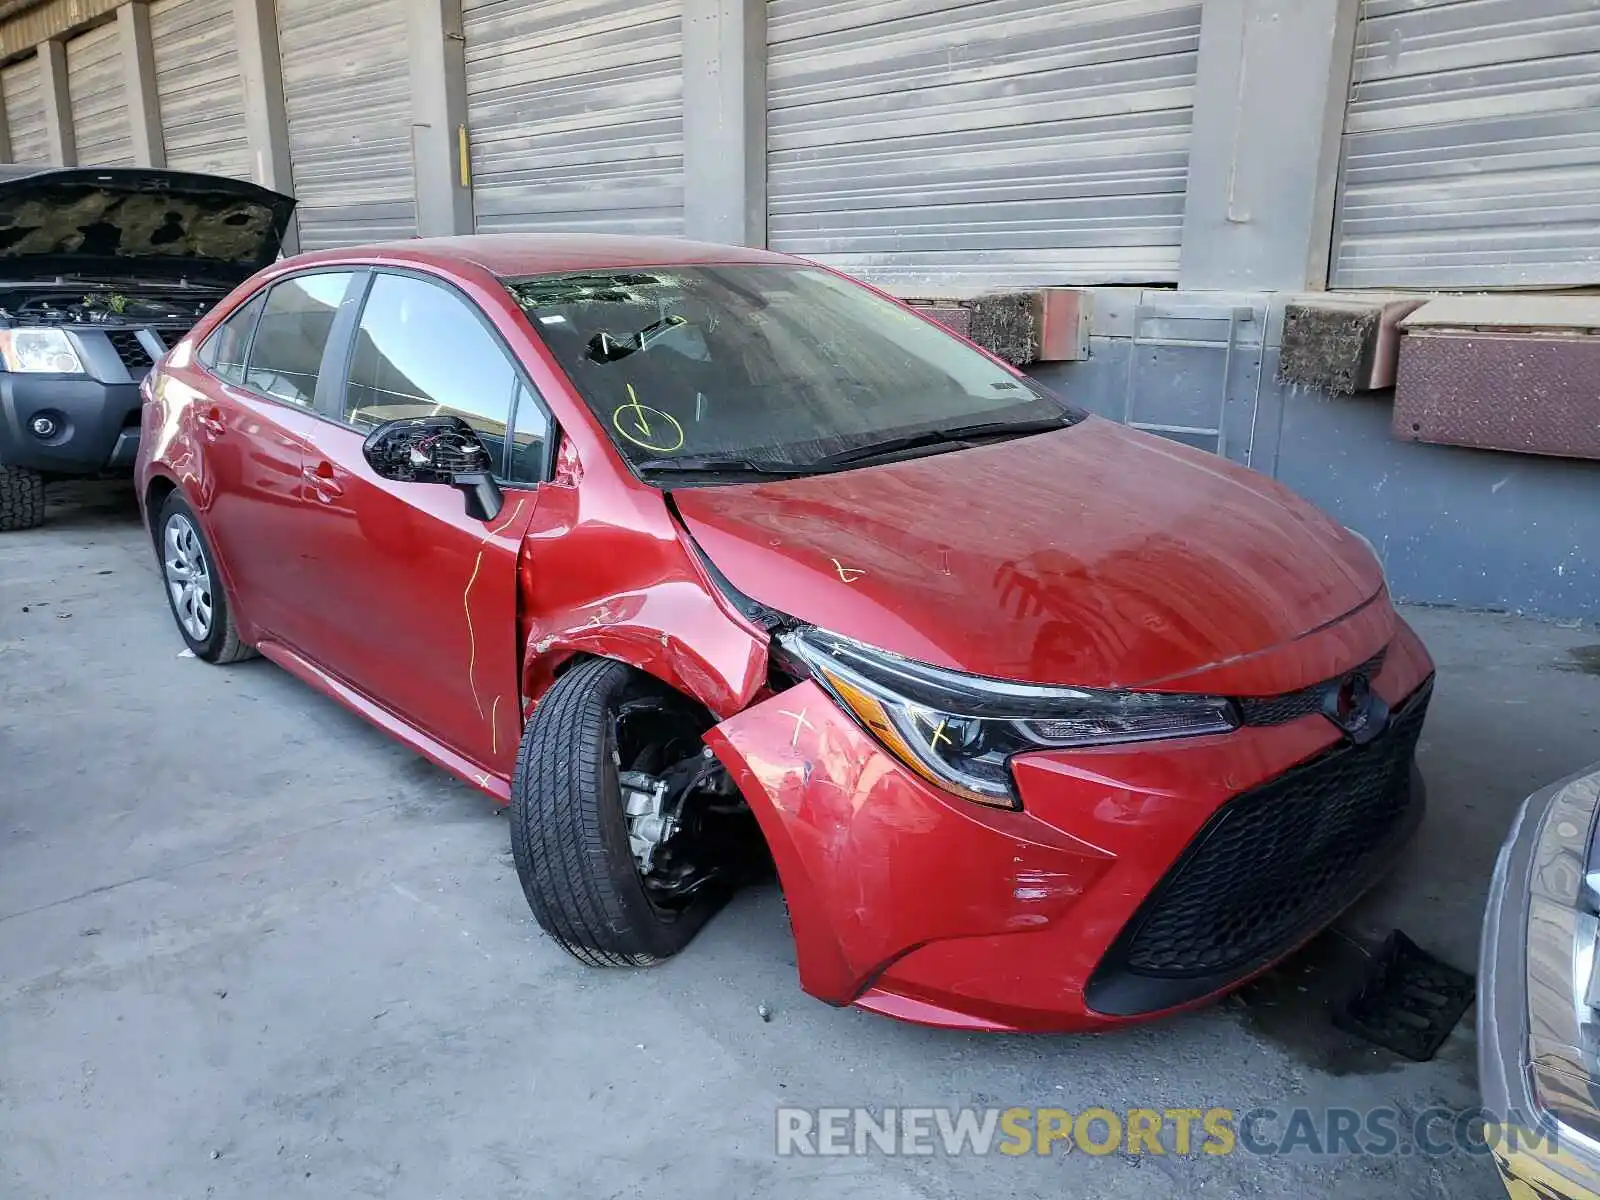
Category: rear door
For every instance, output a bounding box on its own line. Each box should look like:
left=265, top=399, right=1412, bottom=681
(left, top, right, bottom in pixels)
left=190, top=270, right=358, bottom=641
left=289, top=269, right=553, bottom=776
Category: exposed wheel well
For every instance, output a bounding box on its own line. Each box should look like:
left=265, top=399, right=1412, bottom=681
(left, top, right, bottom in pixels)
left=144, top=476, right=177, bottom=545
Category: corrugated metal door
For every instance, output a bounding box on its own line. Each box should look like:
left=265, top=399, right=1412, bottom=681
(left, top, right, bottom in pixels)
left=1331, top=0, right=1600, bottom=289
left=67, top=21, right=133, bottom=166
left=151, top=0, right=251, bottom=178
left=463, top=0, right=685, bottom=235
left=2, top=55, right=49, bottom=165
left=766, top=0, right=1202, bottom=287
left=276, top=0, right=415, bottom=249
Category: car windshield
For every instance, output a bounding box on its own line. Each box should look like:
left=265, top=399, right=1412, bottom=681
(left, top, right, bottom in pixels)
left=502, top=264, right=1077, bottom=479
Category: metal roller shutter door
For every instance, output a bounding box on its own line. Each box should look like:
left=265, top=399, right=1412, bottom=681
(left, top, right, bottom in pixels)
left=2, top=56, right=49, bottom=165
left=276, top=0, right=415, bottom=249
left=766, top=0, right=1202, bottom=288
left=151, top=0, right=251, bottom=178
left=67, top=22, right=133, bottom=166
left=464, top=0, right=684, bottom=235
left=1331, top=0, right=1600, bottom=289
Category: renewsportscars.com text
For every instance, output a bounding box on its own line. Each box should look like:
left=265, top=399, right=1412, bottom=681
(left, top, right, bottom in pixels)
left=775, top=1105, right=1549, bottom=1159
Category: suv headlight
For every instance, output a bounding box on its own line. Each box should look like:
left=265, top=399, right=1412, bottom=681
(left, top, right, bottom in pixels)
left=0, top=328, right=85, bottom=374
left=780, top=628, right=1239, bottom=809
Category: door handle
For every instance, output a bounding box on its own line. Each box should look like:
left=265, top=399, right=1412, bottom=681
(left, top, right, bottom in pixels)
left=196, top=409, right=226, bottom=438
left=302, top=462, right=344, bottom=501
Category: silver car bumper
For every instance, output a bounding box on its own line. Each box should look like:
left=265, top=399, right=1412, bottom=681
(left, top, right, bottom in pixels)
left=1480, top=762, right=1600, bottom=1200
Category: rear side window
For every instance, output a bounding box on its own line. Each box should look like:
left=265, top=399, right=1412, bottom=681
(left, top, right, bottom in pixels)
left=197, top=292, right=265, bottom=385
left=244, top=272, right=355, bottom=406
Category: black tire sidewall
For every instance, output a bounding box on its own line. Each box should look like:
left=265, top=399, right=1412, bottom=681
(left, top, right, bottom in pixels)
left=511, top=659, right=724, bottom=964
left=0, top=464, right=45, bottom=532
left=155, top=493, right=232, bottom=662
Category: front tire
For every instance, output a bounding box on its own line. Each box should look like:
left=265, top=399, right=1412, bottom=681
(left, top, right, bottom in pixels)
left=0, top=464, right=45, bottom=531
left=510, top=658, right=730, bottom=966
left=155, top=492, right=255, bottom=664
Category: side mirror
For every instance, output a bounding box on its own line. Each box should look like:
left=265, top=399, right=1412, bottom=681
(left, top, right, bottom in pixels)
left=361, top=414, right=504, bottom=522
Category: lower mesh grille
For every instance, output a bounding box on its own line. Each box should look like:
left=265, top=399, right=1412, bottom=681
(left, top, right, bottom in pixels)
left=1104, top=680, right=1431, bottom=984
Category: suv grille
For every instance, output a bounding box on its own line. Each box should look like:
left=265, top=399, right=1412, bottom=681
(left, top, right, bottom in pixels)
left=147, top=324, right=193, bottom=347
left=106, top=329, right=153, bottom=370
left=1089, top=680, right=1431, bottom=1009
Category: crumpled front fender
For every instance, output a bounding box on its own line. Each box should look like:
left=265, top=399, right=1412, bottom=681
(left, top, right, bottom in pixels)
left=515, top=479, right=771, bottom=721
left=520, top=580, right=770, bottom=721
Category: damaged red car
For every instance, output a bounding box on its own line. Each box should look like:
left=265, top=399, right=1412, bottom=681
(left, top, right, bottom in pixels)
left=135, top=236, right=1434, bottom=1032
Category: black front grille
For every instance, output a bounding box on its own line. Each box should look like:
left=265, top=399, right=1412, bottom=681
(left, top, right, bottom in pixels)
left=148, top=324, right=193, bottom=348
left=1237, top=646, right=1388, bottom=727
left=1087, top=679, right=1431, bottom=1014
left=106, top=329, right=153, bottom=370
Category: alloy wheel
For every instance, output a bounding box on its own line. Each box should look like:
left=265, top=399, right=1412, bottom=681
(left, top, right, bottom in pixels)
left=163, top=514, right=213, bottom=642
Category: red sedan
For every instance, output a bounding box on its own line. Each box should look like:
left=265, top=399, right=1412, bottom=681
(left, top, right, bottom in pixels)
left=134, top=236, right=1434, bottom=1033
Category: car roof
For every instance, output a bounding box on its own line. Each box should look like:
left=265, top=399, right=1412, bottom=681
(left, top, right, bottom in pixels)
left=288, top=233, right=799, bottom=278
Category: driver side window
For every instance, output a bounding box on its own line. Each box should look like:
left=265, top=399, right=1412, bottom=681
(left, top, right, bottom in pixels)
left=342, top=273, right=548, bottom=484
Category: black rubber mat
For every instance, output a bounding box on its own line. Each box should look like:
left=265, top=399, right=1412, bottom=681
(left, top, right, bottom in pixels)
left=1333, top=931, right=1475, bottom=1062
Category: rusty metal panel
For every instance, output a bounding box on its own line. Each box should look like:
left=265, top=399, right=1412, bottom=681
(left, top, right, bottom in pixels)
left=1034, top=288, right=1090, bottom=362
left=906, top=303, right=970, bottom=340
left=1394, top=330, right=1600, bottom=460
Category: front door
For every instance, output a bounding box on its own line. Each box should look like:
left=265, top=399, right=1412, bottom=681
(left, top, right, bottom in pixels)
left=288, top=270, right=553, bottom=776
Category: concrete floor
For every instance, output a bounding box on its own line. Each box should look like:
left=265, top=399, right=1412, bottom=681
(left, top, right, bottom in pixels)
left=2, top=481, right=1596, bottom=1200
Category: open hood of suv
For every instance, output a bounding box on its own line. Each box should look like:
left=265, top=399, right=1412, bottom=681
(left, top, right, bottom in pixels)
left=0, top=167, right=296, bottom=285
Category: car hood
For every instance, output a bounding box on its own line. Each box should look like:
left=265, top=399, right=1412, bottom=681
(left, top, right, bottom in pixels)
left=0, top=167, right=296, bottom=285
left=671, top=418, right=1384, bottom=689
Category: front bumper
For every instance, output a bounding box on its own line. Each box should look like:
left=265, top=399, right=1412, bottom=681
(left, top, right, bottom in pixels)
left=0, top=371, right=144, bottom=475
left=707, top=608, right=1436, bottom=1032
left=0, top=325, right=166, bottom=475
left=1480, top=764, right=1600, bottom=1200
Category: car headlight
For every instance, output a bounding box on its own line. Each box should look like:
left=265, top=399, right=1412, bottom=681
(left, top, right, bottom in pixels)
left=0, top=328, right=85, bottom=374
left=1524, top=768, right=1600, bottom=1146
left=779, top=628, right=1239, bottom=809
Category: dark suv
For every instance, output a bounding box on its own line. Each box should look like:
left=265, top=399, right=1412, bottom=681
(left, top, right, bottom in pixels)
left=0, top=167, right=293, bottom=530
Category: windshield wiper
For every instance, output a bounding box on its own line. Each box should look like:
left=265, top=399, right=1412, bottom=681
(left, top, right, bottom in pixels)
left=632, top=455, right=816, bottom=477
left=807, top=415, right=1072, bottom=470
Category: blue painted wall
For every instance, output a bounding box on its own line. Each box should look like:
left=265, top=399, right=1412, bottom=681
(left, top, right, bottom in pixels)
left=1032, top=330, right=1598, bottom=623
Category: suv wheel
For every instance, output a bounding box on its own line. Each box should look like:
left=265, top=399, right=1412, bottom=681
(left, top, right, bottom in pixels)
left=0, top=464, right=45, bottom=531
left=155, top=492, right=256, bottom=663
left=510, top=658, right=761, bottom=966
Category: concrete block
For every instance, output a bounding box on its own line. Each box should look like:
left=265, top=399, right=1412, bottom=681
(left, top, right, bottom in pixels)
left=1278, top=295, right=1425, bottom=394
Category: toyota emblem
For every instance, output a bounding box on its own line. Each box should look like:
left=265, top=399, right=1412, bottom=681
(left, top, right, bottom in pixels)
left=1322, top=671, right=1390, bottom=744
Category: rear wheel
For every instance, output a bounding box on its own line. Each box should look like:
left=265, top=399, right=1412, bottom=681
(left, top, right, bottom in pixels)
left=0, top=464, right=45, bottom=531
left=510, top=658, right=762, bottom=966
left=156, top=492, right=256, bottom=664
